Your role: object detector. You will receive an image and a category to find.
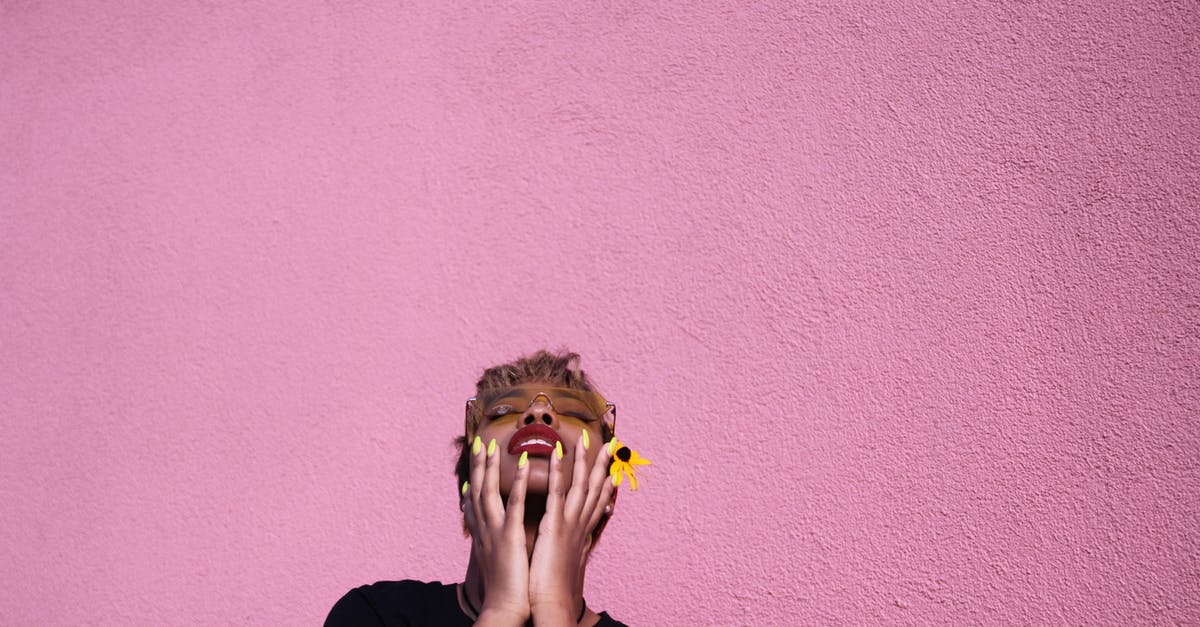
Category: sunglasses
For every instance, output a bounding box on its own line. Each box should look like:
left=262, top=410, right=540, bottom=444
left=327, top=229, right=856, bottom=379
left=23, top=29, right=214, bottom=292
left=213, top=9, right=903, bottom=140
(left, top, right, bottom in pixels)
left=465, top=385, right=616, bottom=434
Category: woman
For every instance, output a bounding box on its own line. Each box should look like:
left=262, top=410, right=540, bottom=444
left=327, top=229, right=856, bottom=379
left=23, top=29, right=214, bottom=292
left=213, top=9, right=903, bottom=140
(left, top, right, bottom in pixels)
left=325, top=351, right=641, bottom=626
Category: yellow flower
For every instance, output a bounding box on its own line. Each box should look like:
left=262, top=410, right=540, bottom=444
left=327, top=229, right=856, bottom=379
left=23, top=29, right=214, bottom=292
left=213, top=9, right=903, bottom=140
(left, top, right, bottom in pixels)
left=608, top=439, right=651, bottom=490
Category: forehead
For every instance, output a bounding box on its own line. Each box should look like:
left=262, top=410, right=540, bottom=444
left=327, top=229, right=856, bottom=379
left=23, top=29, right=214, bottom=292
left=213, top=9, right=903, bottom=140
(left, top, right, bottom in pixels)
left=482, top=384, right=592, bottom=404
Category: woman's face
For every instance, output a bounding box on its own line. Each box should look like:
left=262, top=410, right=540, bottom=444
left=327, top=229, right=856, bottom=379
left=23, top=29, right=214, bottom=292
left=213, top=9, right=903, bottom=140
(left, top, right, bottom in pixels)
left=472, top=384, right=608, bottom=496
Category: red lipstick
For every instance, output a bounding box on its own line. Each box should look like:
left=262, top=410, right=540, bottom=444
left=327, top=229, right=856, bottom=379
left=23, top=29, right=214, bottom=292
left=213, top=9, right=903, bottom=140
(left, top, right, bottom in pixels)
left=507, top=424, right=562, bottom=457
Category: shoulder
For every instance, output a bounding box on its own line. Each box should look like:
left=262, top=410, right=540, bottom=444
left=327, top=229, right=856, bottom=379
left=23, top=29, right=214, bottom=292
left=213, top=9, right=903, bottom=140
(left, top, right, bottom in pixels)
left=596, top=610, right=630, bottom=626
left=325, top=580, right=468, bottom=627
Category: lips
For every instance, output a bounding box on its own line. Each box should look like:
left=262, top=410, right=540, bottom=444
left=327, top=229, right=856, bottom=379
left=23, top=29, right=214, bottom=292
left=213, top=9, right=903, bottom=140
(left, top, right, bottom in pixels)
left=507, top=423, right=562, bottom=457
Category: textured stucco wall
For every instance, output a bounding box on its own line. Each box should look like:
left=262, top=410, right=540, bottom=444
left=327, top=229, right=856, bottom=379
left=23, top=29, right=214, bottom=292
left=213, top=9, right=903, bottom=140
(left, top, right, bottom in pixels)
left=2, top=2, right=1198, bottom=625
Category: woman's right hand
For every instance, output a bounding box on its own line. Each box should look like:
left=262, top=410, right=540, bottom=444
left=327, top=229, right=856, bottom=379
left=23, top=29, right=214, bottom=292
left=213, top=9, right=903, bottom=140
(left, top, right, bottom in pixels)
left=463, top=437, right=531, bottom=625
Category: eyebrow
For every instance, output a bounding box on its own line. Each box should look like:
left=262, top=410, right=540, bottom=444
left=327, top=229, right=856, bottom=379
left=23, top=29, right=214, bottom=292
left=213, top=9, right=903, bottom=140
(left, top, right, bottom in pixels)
left=548, top=388, right=586, bottom=401
left=489, top=387, right=588, bottom=403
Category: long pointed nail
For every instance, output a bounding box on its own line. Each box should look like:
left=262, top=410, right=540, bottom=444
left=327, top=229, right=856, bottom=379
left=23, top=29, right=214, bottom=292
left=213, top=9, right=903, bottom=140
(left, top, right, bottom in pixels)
left=461, top=481, right=469, bottom=495
left=555, top=441, right=563, bottom=459
left=607, top=438, right=617, bottom=455
left=518, top=451, right=529, bottom=468
left=581, top=430, right=590, bottom=450
left=472, top=436, right=482, bottom=455
left=487, top=439, right=497, bottom=457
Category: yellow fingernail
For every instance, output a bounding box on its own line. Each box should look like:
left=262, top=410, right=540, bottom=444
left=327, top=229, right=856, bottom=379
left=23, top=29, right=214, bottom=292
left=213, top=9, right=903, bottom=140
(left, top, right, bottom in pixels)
left=608, top=438, right=617, bottom=455
left=472, top=436, right=482, bottom=455
left=612, top=474, right=619, bottom=486
left=518, top=451, right=528, bottom=468
left=555, top=441, right=563, bottom=459
left=461, top=480, right=469, bottom=495
left=581, top=430, right=590, bottom=450
left=487, top=439, right=497, bottom=457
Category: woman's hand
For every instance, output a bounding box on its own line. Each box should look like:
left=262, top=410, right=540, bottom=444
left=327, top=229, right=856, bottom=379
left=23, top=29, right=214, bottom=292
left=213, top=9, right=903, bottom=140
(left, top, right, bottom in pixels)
left=528, top=436, right=615, bottom=624
left=464, top=437, right=533, bottom=625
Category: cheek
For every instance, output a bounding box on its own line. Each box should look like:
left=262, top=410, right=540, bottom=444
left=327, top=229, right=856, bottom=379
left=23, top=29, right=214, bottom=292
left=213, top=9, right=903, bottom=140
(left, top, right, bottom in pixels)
left=475, top=428, right=518, bottom=494
left=474, top=425, right=514, bottom=457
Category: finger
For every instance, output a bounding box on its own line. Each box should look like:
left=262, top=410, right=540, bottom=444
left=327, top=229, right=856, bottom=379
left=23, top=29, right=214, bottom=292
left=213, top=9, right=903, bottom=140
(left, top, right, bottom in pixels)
left=585, top=470, right=616, bottom=533
left=562, top=434, right=589, bottom=518
left=506, top=451, right=530, bottom=532
left=582, top=438, right=616, bottom=517
left=544, top=439, right=566, bottom=521
left=463, top=489, right=479, bottom=538
left=469, top=435, right=486, bottom=525
left=483, top=438, right=504, bottom=525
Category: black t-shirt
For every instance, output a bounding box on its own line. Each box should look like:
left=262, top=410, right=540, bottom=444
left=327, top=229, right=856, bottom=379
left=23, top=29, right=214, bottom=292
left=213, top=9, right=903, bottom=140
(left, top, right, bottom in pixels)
left=324, top=580, right=628, bottom=626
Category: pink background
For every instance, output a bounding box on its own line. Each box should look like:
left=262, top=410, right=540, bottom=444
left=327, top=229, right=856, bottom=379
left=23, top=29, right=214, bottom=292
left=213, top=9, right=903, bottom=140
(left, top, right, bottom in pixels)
left=3, top=2, right=1198, bottom=624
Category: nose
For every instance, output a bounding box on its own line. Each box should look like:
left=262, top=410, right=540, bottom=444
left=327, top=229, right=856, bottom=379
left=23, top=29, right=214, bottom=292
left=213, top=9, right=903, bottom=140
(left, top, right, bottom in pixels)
left=522, top=396, right=558, bottom=427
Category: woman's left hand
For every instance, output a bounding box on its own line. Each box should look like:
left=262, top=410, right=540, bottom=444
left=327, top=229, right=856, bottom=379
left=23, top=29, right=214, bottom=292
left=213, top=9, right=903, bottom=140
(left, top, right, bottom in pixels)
left=528, top=434, right=615, bottom=624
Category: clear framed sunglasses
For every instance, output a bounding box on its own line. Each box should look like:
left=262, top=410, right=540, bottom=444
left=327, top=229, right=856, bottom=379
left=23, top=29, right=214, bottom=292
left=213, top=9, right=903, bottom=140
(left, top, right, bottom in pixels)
left=465, top=385, right=616, bottom=435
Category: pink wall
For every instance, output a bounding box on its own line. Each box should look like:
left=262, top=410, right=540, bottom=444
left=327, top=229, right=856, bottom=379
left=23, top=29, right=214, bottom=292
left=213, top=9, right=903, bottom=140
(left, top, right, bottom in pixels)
left=2, top=2, right=1198, bottom=624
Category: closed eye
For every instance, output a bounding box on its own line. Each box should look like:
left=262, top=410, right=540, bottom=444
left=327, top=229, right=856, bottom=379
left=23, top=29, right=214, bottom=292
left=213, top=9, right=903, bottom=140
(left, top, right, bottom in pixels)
left=487, top=404, right=516, bottom=419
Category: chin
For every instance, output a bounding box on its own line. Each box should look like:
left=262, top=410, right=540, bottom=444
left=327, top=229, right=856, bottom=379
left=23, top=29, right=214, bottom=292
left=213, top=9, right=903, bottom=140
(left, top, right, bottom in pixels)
left=525, top=468, right=551, bottom=494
